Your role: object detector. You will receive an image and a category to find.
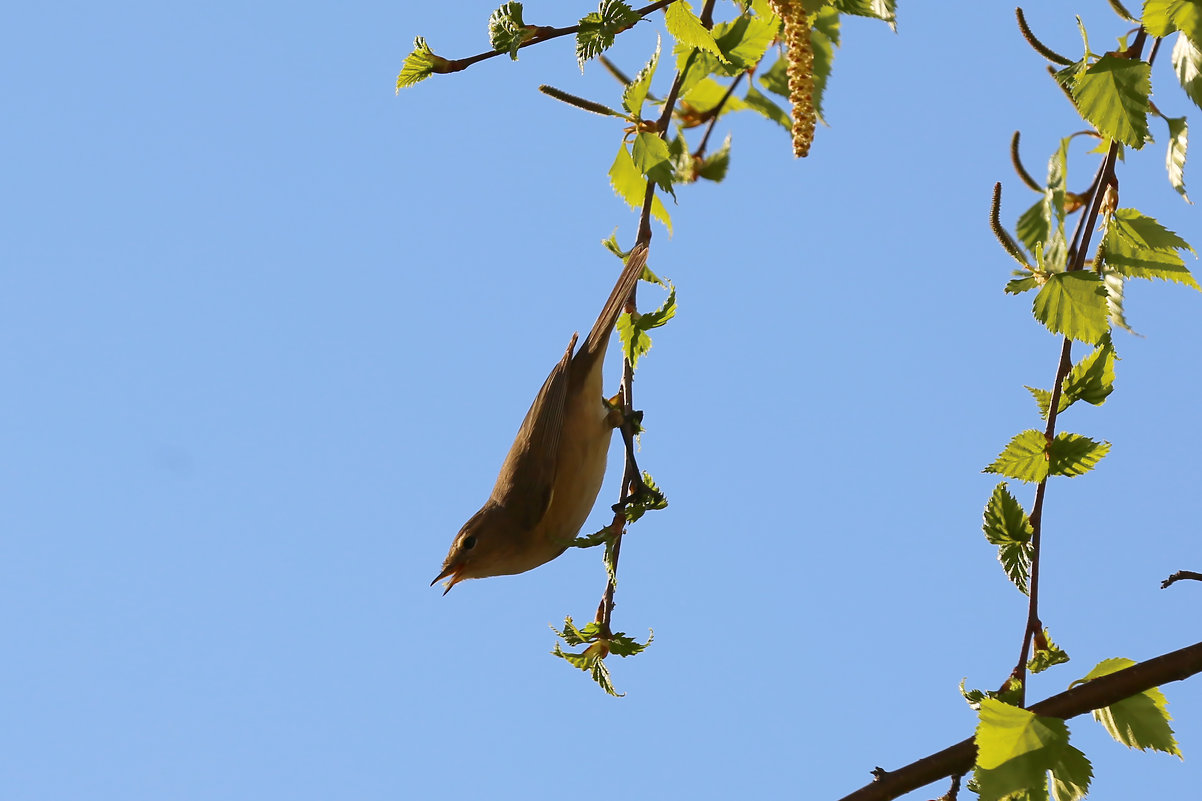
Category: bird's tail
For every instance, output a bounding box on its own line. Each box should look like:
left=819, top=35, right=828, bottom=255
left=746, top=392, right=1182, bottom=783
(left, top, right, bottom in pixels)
left=579, top=243, right=649, bottom=363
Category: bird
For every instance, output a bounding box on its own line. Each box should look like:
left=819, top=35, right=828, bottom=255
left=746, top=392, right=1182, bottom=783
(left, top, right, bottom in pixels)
left=432, top=244, right=649, bottom=593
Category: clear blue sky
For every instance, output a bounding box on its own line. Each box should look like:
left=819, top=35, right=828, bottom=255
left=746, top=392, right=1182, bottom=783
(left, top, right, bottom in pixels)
left=4, top=2, right=1200, bottom=799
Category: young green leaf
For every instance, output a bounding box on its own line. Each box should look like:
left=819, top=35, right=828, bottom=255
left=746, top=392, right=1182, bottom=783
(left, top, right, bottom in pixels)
left=664, top=1, right=726, bottom=62
left=1028, top=627, right=1071, bottom=674
left=625, top=471, right=668, bottom=523
left=834, top=0, right=897, bottom=30
left=632, top=132, right=678, bottom=198
left=759, top=55, right=789, bottom=97
left=1017, top=200, right=1051, bottom=256
left=1102, top=208, right=1199, bottom=289
left=1006, top=273, right=1042, bottom=295
left=1027, top=385, right=1054, bottom=419
left=608, top=143, right=672, bottom=231
left=1071, top=54, right=1151, bottom=147
left=808, top=7, right=840, bottom=122
left=396, top=37, right=445, bottom=90
left=489, top=2, right=532, bottom=60
left=1048, top=432, right=1110, bottom=477
left=744, top=84, right=792, bottom=129
left=697, top=133, right=732, bottom=182
left=1049, top=743, right=1093, bottom=801
left=1061, top=336, right=1116, bottom=410
left=607, top=629, right=653, bottom=657
left=975, top=698, right=1069, bottom=801
left=713, top=14, right=780, bottom=71
left=623, top=38, right=660, bottom=117
left=984, top=430, right=1049, bottom=483
left=576, top=0, right=642, bottom=69
left=1143, top=0, right=1202, bottom=42
left=617, top=283, right=676, bottom=369
left=1032, top=271, right=1110, bottom=343
left=1073, top=657, right=1182, bottom=756
left=982, top=482, right=1035, bottom=594
left=681, top=77, right=749, bottom=117
left=1109, top=207, right=1194, bottom=252
left=1163, top=115, right=1191, bottom=202
left=1172, top=32, right=1202, bottom=111
left=1102, top=268, right=1139, bottom=334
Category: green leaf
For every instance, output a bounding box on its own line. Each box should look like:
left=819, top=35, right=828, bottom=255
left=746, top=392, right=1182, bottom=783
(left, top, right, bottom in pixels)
left=1027, top=385, right=1054, bottom=418
left=834, top=0, right=898, bottom=30
left=975, top=698, right=1068, bottom=801
left=1006, top=273, right=1042, bottom=294
left=1017, top=200, right=1051, bottom=256
left=1029, top=336, right=1118, bottom=420
left=622, top=38, right=660, bottom=117
left=697, top=133, right=732, bottom=182
left=810, top=7, right=839, bottom=122
left=984, top=430, right=1049, bottom=483
left=607, top=629, right=653, bottom=657
left=1049, top=743, right=1092, bottom=801
left=625, top=470, right=669, bottom=523
left=396, top=36, right=445, bottom=90
left=632, top=132, right=677, bottom=198
left=1028, top=628, right=1071, bottom=674
left=608, top=143, right=672, bottom=232
left=983, top=482, right=1035, bottom=594
left=664, top=1, right=726, bottom=61
left=1164, top=115, right=1191, bottom=202
left=1102, top=268, right=1138, bottom=334
left=1103, top=208, right=1199, bottom=288
left=1172, top=32, right=1202, bottom=111
left=1048, top=432, right=1110, bottom=477
left=617, top=283, right=676, bottom=369
left=1032, top=271, right=1110, bottom=344
left=713, top=14, right=780, bottom=70
left=576, top=0, right=642, bottom=69
left=1074, top=657, right=1182, bottom=756
left=1061, top=336, right=1116, bottom=410
left=489, top=2, right=533, bottom=60
left=1109, top=207, right=1194, bottom=252
left=759, top=55, right=789, bottom=97
left=1143, top=0, right=1202, bottom=42
left=681, top=77, right=748, bottom=116
left=744, top=84, right=792, bottom=130
left=1071, top=54, right=1151, bottom=147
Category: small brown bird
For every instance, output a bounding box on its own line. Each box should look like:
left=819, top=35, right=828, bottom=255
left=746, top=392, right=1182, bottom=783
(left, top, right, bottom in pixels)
left=432, top=245, right=649, bottom=593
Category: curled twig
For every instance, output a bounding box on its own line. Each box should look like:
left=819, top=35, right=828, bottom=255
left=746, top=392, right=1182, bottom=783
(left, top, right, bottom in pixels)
left=990, top=183, right=1032, bottom=267
left=539, top=84, right=627, bottom=117
left=1010, top=131, right=1042, bottom=192
left=1016, top=8, right=1075, bottom=65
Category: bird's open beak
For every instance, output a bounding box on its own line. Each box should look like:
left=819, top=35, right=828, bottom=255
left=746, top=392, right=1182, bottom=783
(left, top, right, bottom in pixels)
left=431, top=561, right=466, bottom=595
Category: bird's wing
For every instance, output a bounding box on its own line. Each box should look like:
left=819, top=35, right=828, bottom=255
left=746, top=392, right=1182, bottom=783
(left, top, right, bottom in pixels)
left=488, top=333, right=577, bottom=529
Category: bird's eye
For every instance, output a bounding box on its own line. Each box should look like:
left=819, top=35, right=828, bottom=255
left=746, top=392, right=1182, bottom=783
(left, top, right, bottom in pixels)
left=462, top=535, right=477, bottom=550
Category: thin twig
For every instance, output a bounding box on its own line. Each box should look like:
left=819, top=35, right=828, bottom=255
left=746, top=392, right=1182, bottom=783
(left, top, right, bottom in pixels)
left=597, top=0, right=714, bottom=634
left=437, top=0, right=679, bottom=75
left=1009, top=26, right=1147, bottom=705
left=838, top=639, right=1202, bottom=801
left=695, top=72, right=745, bottom=158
